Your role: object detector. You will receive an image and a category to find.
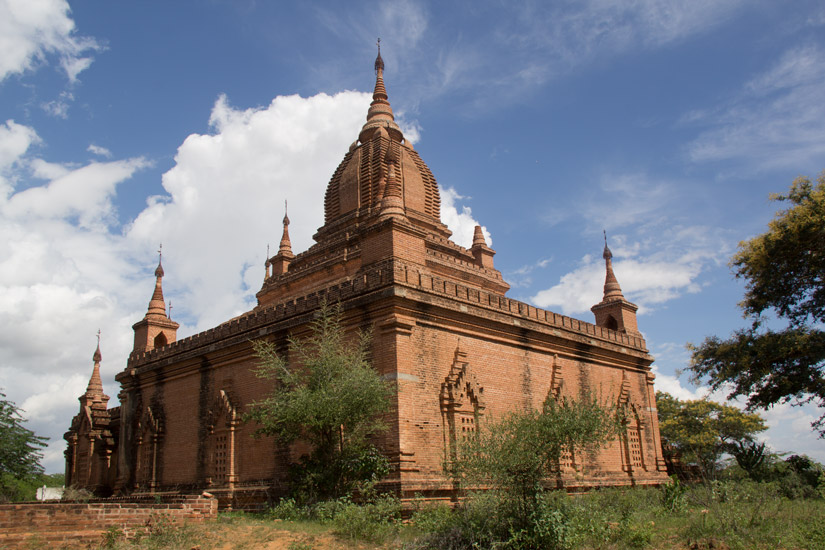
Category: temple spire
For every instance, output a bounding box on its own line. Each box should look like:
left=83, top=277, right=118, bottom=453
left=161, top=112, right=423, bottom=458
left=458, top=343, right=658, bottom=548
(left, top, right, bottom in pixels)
left=85, top=330, right=104, bottom=396
left=360, top=40, right=403, bottom=143
left=146, top=244, right=167, bottom=318
left=81, top=330, right=108, bottom=406
left=601, top=231, right=624, bottom=301
left=268, top=202, right=295, bottom=277
left=132, top=248, right=179, bottom=353
left=375, top=38, right=384, bottom=73
left=472, top=225, right=487, bottom=248
left=278, top=200, right=293, bottom=255
left=592, top=232, right=641, bottom=336
left=470, top=224, right=496, bottom=269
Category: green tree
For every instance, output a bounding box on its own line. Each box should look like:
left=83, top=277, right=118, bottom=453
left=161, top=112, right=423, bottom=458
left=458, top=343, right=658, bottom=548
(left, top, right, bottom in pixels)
left=451, top=394, right=620, bottom=516
left=245, top=302, right=394, bottom=502
left=689, top=173, right=825, bottom=435
left=656, top=391, right=767, bottom=478
left=0, top=391, right=48, bottom=501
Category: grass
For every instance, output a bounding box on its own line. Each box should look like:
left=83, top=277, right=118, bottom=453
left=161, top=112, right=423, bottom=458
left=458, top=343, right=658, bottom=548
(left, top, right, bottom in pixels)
left=91, top=481, right=825, bottom=550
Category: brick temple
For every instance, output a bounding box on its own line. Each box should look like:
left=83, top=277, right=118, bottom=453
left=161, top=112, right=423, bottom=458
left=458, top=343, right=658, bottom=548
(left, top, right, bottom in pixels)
left=64, top=50, right=669, bottom=506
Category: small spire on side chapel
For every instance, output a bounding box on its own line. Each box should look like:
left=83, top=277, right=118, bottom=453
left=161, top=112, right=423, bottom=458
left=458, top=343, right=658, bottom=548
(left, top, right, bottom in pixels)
left=601, top=231, right=625, bottom=302
left=146, top=244, right=168, bottom=318
left=84, top=330, right=105, bottom=400
left=278, top=200, right=293, bottom=255
left=133, top=246, right=179, bottom=353
left=470, top=224, right=496, bottom=269
left=268, top=202, right=294, bottom=277
left=472, top=225, right=487, bottom=248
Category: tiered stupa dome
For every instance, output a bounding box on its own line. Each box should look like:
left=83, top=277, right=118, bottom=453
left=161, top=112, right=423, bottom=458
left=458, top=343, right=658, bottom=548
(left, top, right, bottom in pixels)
left=319, top=47, right=449, bottom=240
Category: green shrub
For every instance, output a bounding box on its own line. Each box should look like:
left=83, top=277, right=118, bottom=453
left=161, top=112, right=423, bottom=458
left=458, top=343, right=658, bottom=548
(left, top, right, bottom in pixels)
left=269, top=497, right=308, bottom=521
left=332, top=494, right=401, bottom=542
left=409, top=501, right=454, bottom=535
left=661, top=476, right=688, bottom=512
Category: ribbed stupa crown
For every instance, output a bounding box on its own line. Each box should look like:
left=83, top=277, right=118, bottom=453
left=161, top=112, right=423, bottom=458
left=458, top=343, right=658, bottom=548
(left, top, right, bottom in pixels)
left=320, top=45, right=446, bottom=237
left=601, top=232, right=625, bottom=301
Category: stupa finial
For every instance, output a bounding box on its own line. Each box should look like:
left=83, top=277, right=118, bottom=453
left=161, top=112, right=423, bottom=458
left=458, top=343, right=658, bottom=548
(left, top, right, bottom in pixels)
left=375, top=38, right=384, bottom=74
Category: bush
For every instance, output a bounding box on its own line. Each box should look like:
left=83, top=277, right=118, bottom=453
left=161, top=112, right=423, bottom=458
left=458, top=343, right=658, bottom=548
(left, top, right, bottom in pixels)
left=332, top=494, right=401, bottom=542
left=409, top=489, right=634, bottom=550
left=269, top=497, right=308, bottom=521
left=269, top=493, right=401, bottom=543
left=661, top=475, right=688, bottom=512
left=246, top=302, right=395, bottom=503
left=287, top=444, right=390, bottom=504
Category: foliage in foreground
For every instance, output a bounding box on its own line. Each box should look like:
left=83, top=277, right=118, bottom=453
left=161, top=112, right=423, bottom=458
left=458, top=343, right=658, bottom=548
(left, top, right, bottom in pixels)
left=451, top=395, right=619, bottom=504
left=689, top=172, right=825, bottom=435
left=0, top=390, right=49, bottom=501
left=90, top=476, right=825, bottom=550
left=245, top=301, right=394, bottom=503
left=408, top=480, right=825, bottom=550
left=656, top=391, right=767, bottom=478
left=444, top=393, right=620, bottom=546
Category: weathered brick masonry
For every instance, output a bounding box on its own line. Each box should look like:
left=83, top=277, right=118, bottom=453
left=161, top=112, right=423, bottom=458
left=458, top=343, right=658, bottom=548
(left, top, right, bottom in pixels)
left=0, top=494, right=217, bottom=549
left=64, top=49, right=669, bottom=508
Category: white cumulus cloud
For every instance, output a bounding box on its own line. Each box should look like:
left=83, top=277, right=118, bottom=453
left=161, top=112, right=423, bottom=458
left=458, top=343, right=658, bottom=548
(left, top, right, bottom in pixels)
left=0, top=0, right=100, bottom=82
left=126, top=91, right=372, bottom=330
left=439, top=186, right=490, bottom=249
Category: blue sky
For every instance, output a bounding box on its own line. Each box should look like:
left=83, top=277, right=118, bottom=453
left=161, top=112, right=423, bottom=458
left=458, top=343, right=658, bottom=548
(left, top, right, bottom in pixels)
left=1, top=0, right=823, bottom=473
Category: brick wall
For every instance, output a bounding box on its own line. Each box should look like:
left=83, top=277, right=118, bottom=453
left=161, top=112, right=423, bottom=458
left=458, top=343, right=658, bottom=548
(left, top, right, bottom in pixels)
left=0, top=494, right=217, bottom=549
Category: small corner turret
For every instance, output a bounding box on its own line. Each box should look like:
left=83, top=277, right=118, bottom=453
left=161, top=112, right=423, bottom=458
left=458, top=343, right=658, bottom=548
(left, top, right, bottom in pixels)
left=268, top=201, right=295, bottom=277
left=65, top=333, right=115, bottom=493
left=80, top=331, right=109, bottom=408
left=132, top=245, right=179, bottom=354
left=591, top=232, right=641, bottom=336
left=470, top=225, right=496, bottom=269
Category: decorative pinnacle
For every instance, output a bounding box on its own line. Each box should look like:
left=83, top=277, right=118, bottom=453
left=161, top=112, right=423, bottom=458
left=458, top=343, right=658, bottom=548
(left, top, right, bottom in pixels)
left=155, top=243, right=164, bottom=278
left=93, top=329, right=102, bottom=363
left=603, top=230, right=612, bottom=260
left=86, top=330, right=104, bottom=397
left=147, top=247, right=167, bottom=318
left=601, top=231, right=624, bottom=301
left=278, top=200, right=293, bottom=256
left=360, top=39, right=403, bottom=143
left=375, top=38, right=384, bottom=74
left=472, top=225, right=487, bottom=248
